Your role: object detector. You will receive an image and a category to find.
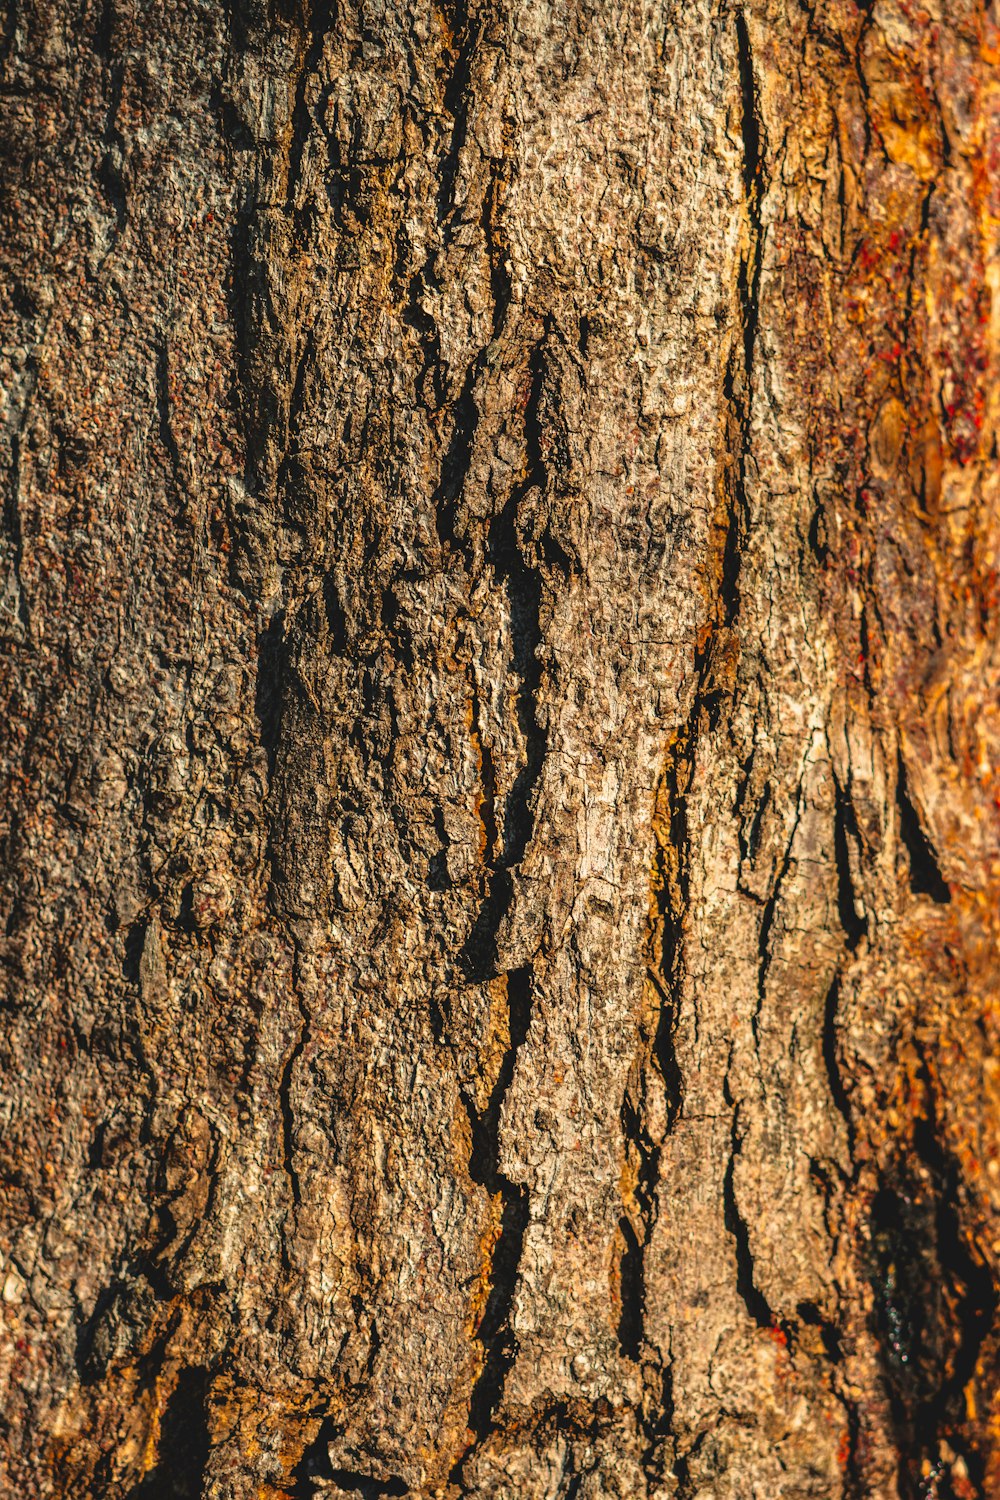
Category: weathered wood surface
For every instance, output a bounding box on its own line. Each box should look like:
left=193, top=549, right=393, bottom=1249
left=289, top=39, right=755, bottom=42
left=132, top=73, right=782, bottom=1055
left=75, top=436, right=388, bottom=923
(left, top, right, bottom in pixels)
left=2, top=1, right=999, bottom=1495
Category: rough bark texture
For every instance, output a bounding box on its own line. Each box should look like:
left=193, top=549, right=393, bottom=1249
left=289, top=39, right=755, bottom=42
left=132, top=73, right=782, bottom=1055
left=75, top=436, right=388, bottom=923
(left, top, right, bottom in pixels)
left=2, top=1, right=1000, bottom=1496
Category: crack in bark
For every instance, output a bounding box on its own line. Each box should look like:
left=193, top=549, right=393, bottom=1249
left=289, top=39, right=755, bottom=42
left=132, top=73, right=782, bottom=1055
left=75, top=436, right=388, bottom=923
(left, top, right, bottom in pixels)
left=822, top=974, right=855, bottom=1162
left=736, top=746, right=770, bottom=880
left=127, top=1364, right=211, bottom=1498
left=617, top=764, right=687, bottom=1381
left=451, top=965, right=533, bottom=1478
left=437, top=2, right=480, bottom=243
left=617, top=737, right=693, bottom=1481
left=722, top=1095, right=773, bottom=1329
left=431, top=18, right=513, bottom=555
left=833, top=776, right=868, bottom=950
left=721, top=8, right=766, bottom=625
left=460, top=331, right=548, bottom=981
left=896, top=751, right=950, bottom=905
left=279, top=994, right=309, bottom=1212
left=319, top=1470, right=406, bottom=1498
left=751, top=787, right=802, bottom=1051
left=287, top=0, right=335, bottom=232
left=430, top=155, right=515, bottom=555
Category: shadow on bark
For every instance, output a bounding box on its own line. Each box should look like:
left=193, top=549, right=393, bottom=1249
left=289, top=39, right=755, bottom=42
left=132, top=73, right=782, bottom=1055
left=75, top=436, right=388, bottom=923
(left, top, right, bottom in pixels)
left=870, top=1112, right=995, bottom=1498
left=127, top=1366, right=211, bottom=1498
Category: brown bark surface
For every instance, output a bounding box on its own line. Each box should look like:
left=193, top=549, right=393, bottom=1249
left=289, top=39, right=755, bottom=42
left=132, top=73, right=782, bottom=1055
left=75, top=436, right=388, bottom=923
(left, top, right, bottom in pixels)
left=2, top=2, right=1000, bottom=1496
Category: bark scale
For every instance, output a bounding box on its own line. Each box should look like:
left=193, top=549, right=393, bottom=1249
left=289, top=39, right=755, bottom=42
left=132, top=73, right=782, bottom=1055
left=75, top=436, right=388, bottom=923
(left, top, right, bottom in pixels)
left=1, top=2, right=999, bottom=1497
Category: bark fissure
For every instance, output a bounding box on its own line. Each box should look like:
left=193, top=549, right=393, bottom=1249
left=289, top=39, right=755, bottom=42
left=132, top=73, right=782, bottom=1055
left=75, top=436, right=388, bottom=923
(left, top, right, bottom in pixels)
left=722, top=8, right=766, bottom=624
left=453, top=964, right=534, bottom=1463
left=461, top=333, right=549, bottom=980
left=723, top=1097, right=773, bottom=1330
left=833, top=779, right=868, bottom=951
left=896, top=751, right=951, bottom=905
left=821, top=974, right=854, bottom=1159
left=279, top=996, right=309, bottom=1210
left=751, top=788, right=802, bottom=1050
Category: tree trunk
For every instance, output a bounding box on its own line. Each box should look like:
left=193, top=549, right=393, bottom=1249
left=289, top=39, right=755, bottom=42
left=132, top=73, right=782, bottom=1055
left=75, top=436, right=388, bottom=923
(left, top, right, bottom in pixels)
left=2, top=1, right=999, bottom=1495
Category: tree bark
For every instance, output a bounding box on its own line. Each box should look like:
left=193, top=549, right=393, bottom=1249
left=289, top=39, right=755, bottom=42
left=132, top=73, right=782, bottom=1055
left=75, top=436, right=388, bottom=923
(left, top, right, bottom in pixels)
left=2, top=1, right=999, bottom=1496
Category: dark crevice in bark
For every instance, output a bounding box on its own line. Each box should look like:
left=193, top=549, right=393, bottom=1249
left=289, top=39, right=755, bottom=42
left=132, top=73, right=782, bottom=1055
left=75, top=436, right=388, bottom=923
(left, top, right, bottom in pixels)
left=254, top=607, right=292, bottom=911
left=638, top=1361, right=676, bottom=1489
left=871, top=1070, right=996, bottom=1499
left=127, top=1365, right=211, bottom=1498
left=279, top=328, right=317, bottom=518
left=76, top=1278, right=127, bottom=1385
left=278, top=999, right=308, bottom=1210
left=492, top=426, right=546, bottom=869
left=736, top=747, right=769, bottom=875
left=672, top=1431, right=706, bottom=1500
left=617, top=814, right=684, bottom=1367
left=122, top=920, right=160, bottom=1148
left=896, top=752, right=950, bottom=904
left=724, top=1104, right=773, bottom=1329
left=617, top=750, right=687, bottom=1469
left=437, top=3, right=479, bottom=238
left=97, top=147, right=128, bottom=239
left=469, top=673, right=499, bottom=872
left=650, top=965, right=684, bottom=1132
left=255, top=607, right=287, bottom=780
left=833, top=781, right=868, bottom=949
left=616, top=1124, right=654, bottom=1368
left=404, top=267, right=447, bottom=410
left=428, top=804, right=452, bottom=890
left=151, top=1127, right=224, bottom=1282
left=95, top=3, right=127, bottom=247
left=651, top=760, right=687, bottom=1128
left=318, top=1471, right=406, bottom=1498
left=834, top=1391, right=865, bottom=1500
left=431, top=161, right=515, bottom=555
left=808, top=491, right=831, bottom=567
left=617, top=1211, right=644, bottom=1361
left=433, top=359, right=484, bottom=557
left=752, top=793, right=801, bottom=1048
left=431, top=19, right=514, bottom=555
left=482, top=157, right=514, bottom=341
left=460, top=334, right=548, bottom=980
left=379, top=578, right=415, bottom=673
left=287, top=0, right=335, bottom=225
left=721, top=9, right=766, bottom=625
left=798, top=1298, right=844, bottom=1362
left=822, top=975, right=855, bottom=1159
left=735, top=10, right=764, bottom=379
left=289, top=1416, right=343, bottom=1498
left=815, top=970, right=865, bottom=1496
left=625, top=661, right=724, bottom=1478
left=226, top=161, right=280, bottom=497
left=323, top=571, right=348, bottom=652
left=454, top=965, right=533, bottom=1459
